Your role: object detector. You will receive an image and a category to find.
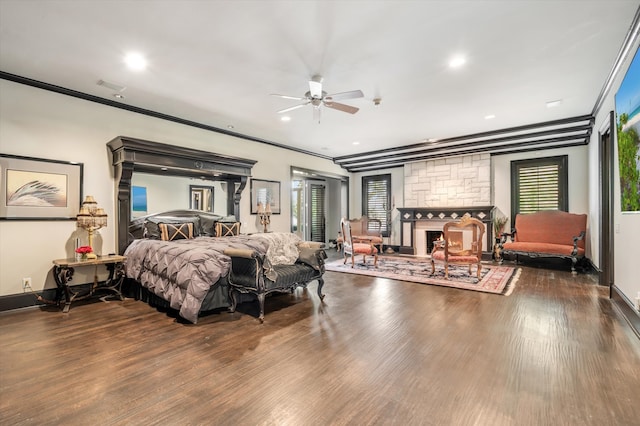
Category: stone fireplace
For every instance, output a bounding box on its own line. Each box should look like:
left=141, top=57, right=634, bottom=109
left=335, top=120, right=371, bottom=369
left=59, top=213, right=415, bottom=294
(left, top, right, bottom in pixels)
left=399, top=153, right=496, bottom=256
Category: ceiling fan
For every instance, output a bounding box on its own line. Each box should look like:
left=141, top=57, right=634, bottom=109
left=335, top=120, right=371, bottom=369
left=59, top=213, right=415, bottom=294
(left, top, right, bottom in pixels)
left=271, top=75, right=364, bottom=122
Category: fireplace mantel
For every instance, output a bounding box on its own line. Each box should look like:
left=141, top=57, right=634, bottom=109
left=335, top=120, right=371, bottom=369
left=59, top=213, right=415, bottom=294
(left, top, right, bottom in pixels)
left=397, top=206, right=496, bottom=255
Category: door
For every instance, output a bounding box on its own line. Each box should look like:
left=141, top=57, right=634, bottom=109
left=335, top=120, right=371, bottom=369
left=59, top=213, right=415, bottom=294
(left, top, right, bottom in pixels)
left=599, top=111, right=615, bottom=291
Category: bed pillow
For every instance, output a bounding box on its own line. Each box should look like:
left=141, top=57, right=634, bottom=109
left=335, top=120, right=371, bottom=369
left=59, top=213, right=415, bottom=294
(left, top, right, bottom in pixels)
left=143, top=216, right=200, bottom=239
left=158, top=222, right=195, bottom=241
left=215, top=221, right=241, bottom=237
left=198, top=215, right=221, bottom=237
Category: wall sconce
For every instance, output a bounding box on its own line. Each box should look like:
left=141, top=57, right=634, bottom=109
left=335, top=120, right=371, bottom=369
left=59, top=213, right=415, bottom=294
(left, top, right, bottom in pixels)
left=257, top=202, right=271, bottom=233
left=76, top=195, right=108, bottom=259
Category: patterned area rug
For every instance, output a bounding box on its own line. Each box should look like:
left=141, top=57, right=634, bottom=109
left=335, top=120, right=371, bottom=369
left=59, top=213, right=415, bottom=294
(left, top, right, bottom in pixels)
left=325, top=255, right=519, bottom=295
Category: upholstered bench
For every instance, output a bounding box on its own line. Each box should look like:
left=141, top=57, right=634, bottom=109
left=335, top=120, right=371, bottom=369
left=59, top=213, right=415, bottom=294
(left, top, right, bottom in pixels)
left=499, top=210, right=587, bottom=274
left=224, top=241, right=326, bottom=322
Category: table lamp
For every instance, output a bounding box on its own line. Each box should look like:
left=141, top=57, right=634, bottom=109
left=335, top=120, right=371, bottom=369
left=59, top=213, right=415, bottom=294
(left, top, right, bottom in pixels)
left=76, top=195, right=107, bottom=259
left=257, top=202, right=271, bottom=233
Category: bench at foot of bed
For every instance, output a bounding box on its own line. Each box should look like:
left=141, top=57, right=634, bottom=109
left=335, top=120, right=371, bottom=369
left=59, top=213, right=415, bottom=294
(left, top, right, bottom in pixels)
left=224, top=244, right=326, bottom=323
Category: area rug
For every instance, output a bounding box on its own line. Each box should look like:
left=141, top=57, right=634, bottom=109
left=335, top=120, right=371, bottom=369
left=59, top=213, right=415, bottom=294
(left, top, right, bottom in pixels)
left=324, top=256, right=519, bottom=295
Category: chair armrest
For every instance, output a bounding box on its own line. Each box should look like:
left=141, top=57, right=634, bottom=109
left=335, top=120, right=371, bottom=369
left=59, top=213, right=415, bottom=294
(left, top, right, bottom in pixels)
left=297, top=247, right=327, bottom=271
left=571, top=231, right=586, bottom=256
left=499, top=229, right=516, bottom=246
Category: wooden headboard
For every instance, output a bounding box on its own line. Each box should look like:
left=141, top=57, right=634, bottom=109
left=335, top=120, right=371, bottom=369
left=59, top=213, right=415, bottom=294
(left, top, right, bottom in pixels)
left=107, top=136, right=256, bottom=254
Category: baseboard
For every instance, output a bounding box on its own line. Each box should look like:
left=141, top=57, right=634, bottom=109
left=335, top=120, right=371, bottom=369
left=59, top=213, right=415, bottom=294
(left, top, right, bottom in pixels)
left=0, top=289, right=57, bottom=312
left=0, top=284, right=94, bottom=313
left=611, top=285, right=640, bottom=339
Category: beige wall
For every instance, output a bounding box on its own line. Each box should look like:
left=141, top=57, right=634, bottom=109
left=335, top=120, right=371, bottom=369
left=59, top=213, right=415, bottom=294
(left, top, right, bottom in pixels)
left=0, top=80, right=347, bottom=296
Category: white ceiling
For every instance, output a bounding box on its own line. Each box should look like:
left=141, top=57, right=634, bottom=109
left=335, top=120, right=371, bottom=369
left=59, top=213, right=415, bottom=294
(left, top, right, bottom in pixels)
left=1, top=0, right=638, bottom=160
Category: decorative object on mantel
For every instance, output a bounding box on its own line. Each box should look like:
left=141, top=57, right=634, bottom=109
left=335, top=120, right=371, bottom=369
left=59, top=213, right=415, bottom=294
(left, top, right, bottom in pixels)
left=257, top=202, right=271, bottom=233
left=325, top=256, right=519, bottom=295
left=493, top=215, right=509, bottom=262
left=76, top=195, right=107, bottom=259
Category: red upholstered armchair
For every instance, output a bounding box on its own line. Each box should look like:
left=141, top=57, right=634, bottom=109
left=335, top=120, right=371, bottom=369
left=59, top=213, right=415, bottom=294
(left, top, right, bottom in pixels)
left=341, top=218, right=378, bottom=268
left=430, top=214, right=485, bottom=280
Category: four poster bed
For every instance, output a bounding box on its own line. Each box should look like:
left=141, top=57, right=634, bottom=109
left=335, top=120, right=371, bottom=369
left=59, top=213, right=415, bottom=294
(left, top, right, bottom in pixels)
left=107, top=137, right=326, bottom=323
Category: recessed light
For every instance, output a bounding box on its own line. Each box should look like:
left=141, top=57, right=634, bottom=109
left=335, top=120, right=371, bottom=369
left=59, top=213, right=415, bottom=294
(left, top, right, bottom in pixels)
left=281, top=116, right=291, bottom=122
left=113, top=93, right=125, bottom=99
left=484, top=114, right=496, bottom=120
left=227, top=125, right=235, bottom=129
left=546, top=99, right=562, bottom=108
left=449, top=55, right=466, bottom=68
left=352, top=141, right=360, bottom=145
left=124, top=52, right=147, bottom=71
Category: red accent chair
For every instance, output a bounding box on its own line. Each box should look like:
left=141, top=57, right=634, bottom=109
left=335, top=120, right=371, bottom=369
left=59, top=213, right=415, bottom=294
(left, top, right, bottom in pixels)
left=431, top=215, right=485, bottom=280
left=341, top=218, right=378, bottom=268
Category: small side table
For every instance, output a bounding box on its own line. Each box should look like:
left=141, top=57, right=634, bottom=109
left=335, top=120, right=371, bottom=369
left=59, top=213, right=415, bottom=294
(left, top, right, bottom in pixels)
left=51, top=255, right=126, bottom=313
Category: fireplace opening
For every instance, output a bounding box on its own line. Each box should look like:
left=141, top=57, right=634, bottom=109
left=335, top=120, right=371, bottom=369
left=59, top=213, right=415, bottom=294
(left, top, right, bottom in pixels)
left=426, top=230, right=465, bottom=254
left=426, top=231, right=443, bottom=254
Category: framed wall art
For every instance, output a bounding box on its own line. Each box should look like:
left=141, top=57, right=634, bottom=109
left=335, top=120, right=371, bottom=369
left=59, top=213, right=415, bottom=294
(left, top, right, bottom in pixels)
left=250, top=178, right=281, bottom=214
left=0, top=154, right=83, bottom=220
left=614, top=46, right=640, bottom=213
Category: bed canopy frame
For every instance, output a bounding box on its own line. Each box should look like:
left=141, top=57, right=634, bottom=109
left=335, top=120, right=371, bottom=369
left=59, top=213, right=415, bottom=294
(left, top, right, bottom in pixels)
left=107, top=136, right=256, bottom=254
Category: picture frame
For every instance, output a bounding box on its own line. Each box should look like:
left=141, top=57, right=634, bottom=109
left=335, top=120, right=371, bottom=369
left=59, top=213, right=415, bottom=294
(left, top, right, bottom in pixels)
left=614, top=46, right=640, bottom=213
left=250, top=178, right=281, bottom=214
left=0, top=154, right=83, bottom=220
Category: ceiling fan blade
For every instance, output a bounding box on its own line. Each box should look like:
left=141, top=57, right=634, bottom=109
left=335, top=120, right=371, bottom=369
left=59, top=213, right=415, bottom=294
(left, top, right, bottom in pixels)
left=309, top=79, right=323, bottom=99
left=277, top=102, right=310, bottom=114
left=324, top=101, right=359, bottom=114
left=271, top=93, right=306, bottom=100
left=325, top=90, right=364, bottom=101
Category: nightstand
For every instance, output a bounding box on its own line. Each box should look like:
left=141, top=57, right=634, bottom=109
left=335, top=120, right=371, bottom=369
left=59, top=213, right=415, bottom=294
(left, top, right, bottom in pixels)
left=51, top=255, right=126, bottom=313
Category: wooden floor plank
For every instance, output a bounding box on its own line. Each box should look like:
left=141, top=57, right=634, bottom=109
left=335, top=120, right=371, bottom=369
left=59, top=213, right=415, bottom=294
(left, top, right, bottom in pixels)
left=1, top=261, right=639, bottom=425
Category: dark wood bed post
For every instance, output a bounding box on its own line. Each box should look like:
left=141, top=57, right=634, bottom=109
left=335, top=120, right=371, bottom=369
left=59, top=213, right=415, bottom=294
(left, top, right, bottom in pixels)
left=107, top=136, right=256, bottom=255
left=114, top=161, right=134, bottom=255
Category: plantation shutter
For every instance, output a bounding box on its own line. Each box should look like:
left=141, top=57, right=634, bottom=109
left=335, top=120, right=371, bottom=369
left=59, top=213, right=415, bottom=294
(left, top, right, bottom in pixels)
left=512, top=156, right=568, bottom=217
left=310, top=183, right=326, bottom=242
left=362, top=174, right=391, bottom=236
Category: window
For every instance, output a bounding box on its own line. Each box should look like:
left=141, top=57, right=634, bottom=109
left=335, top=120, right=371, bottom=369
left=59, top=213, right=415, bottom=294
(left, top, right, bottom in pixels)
left=309, top=183, right=326, bottom=242
left=362, top=174, right=391, bottom=237
left=511, top=155, right=568, bottom=219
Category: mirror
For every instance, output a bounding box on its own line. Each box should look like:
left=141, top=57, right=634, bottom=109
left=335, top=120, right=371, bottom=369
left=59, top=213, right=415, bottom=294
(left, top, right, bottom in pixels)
left=190, top=185, right=214, bottom=211
left=131, top=173, right=231, bottom=218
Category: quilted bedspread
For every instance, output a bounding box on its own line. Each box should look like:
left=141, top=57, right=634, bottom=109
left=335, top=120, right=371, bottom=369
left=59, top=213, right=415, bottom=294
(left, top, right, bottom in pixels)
left=124, top=235, right=269, bottom=323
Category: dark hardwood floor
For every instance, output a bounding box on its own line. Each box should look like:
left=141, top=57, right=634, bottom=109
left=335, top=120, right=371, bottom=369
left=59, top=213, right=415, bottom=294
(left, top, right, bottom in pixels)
left=1, top=255, right=639, bottom=425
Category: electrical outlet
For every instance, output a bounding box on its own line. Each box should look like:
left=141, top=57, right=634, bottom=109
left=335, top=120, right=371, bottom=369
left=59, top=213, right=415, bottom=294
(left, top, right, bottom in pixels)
left=22, top=277, right=32, bottom=292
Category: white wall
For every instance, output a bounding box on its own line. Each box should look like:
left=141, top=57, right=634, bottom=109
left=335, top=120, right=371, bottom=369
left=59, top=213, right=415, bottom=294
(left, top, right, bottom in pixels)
left=589, top=38, right=640, bottom=310
left=351, top=167, right=404, bottom=246
left=0, top=80, right=347, bottom=296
